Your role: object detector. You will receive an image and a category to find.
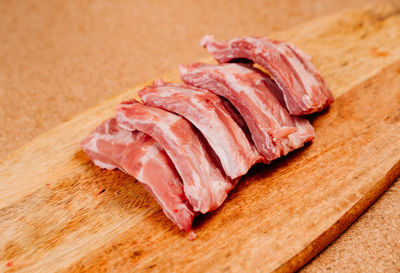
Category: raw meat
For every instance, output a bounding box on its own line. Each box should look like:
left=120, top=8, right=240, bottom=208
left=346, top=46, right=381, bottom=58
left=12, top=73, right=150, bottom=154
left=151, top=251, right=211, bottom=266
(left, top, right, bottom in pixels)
left=115, top=99, right=235, bottom=213
left=80, top=118, right=194, bottom=231
left=180, top=62, right=315, bottom=161
left=139, top=80, right=264, bottom=179
left=220, top=97, right=247, bottom=130
left=200, top=35, right=334, bottom=115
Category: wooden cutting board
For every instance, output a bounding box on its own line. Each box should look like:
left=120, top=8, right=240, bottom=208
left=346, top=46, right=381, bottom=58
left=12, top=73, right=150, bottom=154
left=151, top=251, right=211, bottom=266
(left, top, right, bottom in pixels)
left=1, top=5, right=400, bottom=273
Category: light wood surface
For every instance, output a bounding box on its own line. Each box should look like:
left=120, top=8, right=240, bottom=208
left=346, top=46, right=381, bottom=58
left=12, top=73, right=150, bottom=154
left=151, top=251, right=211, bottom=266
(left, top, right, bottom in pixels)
left=1, top=5, right=400, bottom=273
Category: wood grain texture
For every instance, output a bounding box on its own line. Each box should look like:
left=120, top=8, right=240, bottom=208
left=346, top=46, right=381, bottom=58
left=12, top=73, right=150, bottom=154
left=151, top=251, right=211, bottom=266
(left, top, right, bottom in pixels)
left=1, top=5, right=400, bottom=273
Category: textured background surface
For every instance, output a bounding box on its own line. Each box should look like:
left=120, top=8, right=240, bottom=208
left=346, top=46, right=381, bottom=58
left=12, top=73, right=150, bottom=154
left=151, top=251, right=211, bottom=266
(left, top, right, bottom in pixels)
left=1, top=0, right=399, bottom=271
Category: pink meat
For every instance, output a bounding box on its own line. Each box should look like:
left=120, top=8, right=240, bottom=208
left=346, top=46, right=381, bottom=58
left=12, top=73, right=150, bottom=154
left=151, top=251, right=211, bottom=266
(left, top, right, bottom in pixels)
left=200, top=35, right=334, bottom=115
left=115, top=100, right=235, bottom=213
left=139, top=80, right=264, bottom=179
left=220, top=97, right=247, bottom=129
left=80, top=118, right=194, bottom=231
left=180, top=62, right=315, bottom=162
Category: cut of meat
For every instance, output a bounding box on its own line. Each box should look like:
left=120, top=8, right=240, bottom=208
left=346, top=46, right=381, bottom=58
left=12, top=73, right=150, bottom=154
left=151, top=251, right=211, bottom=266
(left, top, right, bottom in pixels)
left=180, top=62, right=315, bottom=162
left=78, top=34, right=331, bottom=233
left=80, top=118, right=194, bottom=231
left=200, top=35, right=334, bottom=115
left=115, top=100, right=235, bottom=213
left=139, top=80, right=264, bottom=179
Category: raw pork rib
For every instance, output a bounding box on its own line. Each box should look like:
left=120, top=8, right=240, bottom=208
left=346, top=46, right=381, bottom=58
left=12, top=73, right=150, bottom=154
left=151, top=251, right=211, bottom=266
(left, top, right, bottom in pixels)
left=180, top=63, right=315, bottom=161
left=139, top=80, right=264, bottom=179
left=80, top=118, right=194, bottom=231
left=200, top=35, right=334, bottom=115
left=115, top=100, right=235, bottom=213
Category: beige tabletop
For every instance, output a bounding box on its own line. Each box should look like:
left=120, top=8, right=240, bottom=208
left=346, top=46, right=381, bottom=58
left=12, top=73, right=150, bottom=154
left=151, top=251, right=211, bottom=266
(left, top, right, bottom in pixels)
left=1, top=0, right=399, bottom=272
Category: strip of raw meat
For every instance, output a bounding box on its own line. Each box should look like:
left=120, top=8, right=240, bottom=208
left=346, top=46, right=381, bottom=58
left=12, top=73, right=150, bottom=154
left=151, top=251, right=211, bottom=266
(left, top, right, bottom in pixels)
left=200, top=35, right=334, bottom=115
left=139, top=80, right=264, bottom=179
left=80, top=118, right=194, bottom=231
left=180, top=62, right=315, bottom=162
left=115, top=100, right=235, bottom=213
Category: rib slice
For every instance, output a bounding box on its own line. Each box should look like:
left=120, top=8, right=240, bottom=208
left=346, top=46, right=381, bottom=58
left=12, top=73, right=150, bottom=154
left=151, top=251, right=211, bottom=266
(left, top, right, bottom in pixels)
left=139, top=80, right=264, bottom=179
left=200, top=35, right=334, bottom=115
left=115, top=100, right=235, bottom=213
left=80, top=118, right=194, bottom=231
left=180, top=62, right=315, bottom=162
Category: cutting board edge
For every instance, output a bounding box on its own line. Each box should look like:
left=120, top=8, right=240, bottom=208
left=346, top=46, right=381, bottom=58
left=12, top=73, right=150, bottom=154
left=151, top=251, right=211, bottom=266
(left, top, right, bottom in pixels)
left=275, top=160, right=400, bottom=273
